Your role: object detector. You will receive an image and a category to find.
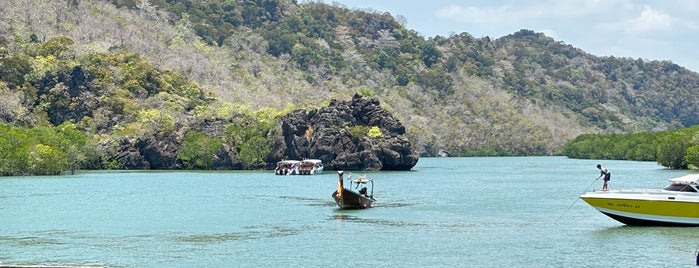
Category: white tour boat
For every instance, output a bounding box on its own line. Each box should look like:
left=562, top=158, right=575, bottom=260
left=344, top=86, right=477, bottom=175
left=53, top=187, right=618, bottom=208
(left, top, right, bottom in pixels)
left=298, top=159, right=323, bottom=175
left=275, top=160, right=300, bottom=175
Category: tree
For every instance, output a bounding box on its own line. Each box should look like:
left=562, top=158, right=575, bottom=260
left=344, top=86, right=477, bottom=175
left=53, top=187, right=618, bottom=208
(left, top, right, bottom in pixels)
left=421, top=42, right=441, bottom=67
left=137, top=108, right=174, bottom=136
left=29, top=143, right=67, bottom=175
left=0, top=56, right=33, bottom=88
left=656, top=133, right=689, bottom=169
left=0, top=125, right=31, bottom=175
left=178, top=131, right=223, bottom=169
left=684, top=145, right=699, bottom=169
left=0, top=84, right=31, bottom=124
left=37, top=36, right=74, bottom=58
left=56, top=121, right=88, bottom=174
left=226, top=122, right=272, bottom=169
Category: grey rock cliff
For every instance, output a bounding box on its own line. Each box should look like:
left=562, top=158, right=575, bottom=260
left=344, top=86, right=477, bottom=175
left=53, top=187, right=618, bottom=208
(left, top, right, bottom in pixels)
left=268, top=93, right=419, bottom=171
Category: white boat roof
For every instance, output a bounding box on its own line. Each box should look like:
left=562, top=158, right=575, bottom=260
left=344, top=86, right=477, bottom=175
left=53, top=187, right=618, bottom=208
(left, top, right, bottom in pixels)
left=277, top=160, right=300, bottom=164
left=301, top=159, right=322, bottom=164
left=669, top=174, right=699, bottom=184
left=351, top=176, right=372, bottom=183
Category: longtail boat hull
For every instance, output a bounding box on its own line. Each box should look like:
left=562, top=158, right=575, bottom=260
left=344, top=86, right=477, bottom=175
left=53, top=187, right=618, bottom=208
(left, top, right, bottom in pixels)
left=332, top=170, right=375, bottom=209
left=332, top=189, right=374, bottom=209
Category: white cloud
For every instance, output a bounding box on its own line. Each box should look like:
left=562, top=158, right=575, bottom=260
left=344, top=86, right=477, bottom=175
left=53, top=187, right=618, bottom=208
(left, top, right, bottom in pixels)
left=436, top=4, right=511, bottom=23
left=623, top=5, right=674, bottom=34
left=595, top=4, right=678, bottom=37
left=436, top=0, right=627, bottom=23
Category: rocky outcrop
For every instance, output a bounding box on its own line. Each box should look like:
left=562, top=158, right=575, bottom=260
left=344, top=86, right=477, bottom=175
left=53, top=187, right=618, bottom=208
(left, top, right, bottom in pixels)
left=136, top=135, right=180, bottom=169
left=268, top=93, right=419, bottom=171
left=33, top=66, right=101, bottom=126
left=101, top=94, right=418, bottom=171
left=212, top=144, right=244, bottom=170
left=108, top=137, right=151, bottom=169
left=102, top=135, right=181, bottom=169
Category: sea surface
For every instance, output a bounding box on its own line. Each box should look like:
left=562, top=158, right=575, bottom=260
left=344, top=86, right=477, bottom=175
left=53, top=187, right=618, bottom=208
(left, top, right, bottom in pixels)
left=1, top=157, right=698, bottom=267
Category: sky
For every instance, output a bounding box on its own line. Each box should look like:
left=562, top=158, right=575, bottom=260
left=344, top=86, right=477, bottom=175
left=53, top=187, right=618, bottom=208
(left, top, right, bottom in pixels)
left=323, top=0, right=699, bottom=73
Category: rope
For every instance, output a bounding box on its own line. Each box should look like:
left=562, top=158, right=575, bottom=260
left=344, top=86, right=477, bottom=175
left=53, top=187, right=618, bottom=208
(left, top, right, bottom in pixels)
left=554, top=178, right=599, bottom=224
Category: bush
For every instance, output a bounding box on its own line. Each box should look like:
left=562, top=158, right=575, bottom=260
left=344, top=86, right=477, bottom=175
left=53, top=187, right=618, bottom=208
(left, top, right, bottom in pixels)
left=684, top=145, right=699, bottom=168
left=225, top=123, right=271, bottom=169
left=656, top=133, right=689, bottom=169
left=0, top=122, right=87, bottom=175
left=178, top=131, right=223, bottom=169
left=368, top=126, right=383, bottom=138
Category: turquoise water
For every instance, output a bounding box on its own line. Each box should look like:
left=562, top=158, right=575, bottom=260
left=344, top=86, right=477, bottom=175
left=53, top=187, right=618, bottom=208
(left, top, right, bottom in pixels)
left=1, top=157, right=698, bottom=267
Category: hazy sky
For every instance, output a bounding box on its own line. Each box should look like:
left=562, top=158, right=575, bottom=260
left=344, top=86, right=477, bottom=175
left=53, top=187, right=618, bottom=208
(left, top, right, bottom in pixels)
left=323, top=0, right=699, bottom=72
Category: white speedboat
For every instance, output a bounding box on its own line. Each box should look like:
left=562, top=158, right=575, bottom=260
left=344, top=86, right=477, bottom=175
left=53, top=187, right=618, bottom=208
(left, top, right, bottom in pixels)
left=298, top=159, right=323, bottom=175
left=275, top=160, right=300, bottom=175
left=580, top=174, right=699, bottom=226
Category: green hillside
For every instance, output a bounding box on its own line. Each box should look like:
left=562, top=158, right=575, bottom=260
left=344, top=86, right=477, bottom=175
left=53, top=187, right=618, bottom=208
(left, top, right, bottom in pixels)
left=1, top=0, right=699, bottom=174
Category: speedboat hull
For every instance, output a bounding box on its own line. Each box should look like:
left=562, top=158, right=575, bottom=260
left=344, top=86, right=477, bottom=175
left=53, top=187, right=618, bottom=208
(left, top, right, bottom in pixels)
left=580, top=190, right=699, bottom=226
left=298, top=167, right=323, bottom=175
left=332, top=189, right=374, bottom=209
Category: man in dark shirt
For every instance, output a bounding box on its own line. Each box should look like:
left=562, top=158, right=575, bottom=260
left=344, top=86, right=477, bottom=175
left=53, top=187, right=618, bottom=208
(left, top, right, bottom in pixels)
left=596, top=164, right=611, bottom=191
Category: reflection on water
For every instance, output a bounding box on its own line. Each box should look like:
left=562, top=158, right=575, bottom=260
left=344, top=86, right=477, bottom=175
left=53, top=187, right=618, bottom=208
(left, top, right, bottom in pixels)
left=278, top=195, right=336, bottom=207
left=0, top=235, right=64, bottom=247
left=174, top=224, right=312, bottom=244
left=375, top=202, right=419, bottom=208
left=175, top=232, right=258, bottom=243
left=329, top=213, right=425, bottom=227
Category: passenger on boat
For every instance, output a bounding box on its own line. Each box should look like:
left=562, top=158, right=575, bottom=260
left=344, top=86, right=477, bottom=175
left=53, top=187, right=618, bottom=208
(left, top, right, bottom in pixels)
left=359, top=187, right=368, bottom=196
left=596, top=164, right=611, bottom=191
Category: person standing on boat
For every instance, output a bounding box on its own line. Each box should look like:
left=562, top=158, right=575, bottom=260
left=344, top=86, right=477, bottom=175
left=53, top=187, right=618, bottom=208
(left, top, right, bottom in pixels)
left=596, top=164, right=611, bottom=191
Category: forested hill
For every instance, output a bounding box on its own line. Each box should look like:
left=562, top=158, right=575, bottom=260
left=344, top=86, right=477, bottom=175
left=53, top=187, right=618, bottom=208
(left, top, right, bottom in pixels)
left=2, top=0, right=699, bottom=159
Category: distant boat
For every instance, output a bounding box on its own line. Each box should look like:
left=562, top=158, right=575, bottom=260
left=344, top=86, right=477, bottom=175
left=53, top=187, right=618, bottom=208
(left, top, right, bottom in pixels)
left=332, top=170, right=375, bottom=209
left=298, top=159, right=323, bottom=175
left=275, top=160, right=300, bottom=175
left=580, top=173, right=699, bottom=226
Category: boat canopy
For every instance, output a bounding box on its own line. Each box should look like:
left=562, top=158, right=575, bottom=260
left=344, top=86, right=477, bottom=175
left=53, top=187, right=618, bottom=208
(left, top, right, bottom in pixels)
left=669, top=174, right=699, bottom=184
left=664, top=174, right=699, bottom=192
left=351, top=176, right=372, bottom=184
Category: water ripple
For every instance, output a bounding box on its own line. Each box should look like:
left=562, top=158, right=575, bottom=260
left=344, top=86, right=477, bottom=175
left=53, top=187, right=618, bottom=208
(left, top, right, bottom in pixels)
left=278, top=195, right=337, bottom=207
left=327, top=214, right=425, bottom=227
left=175, top=232, right=257, bottom=243
left=174, top=224, right=311, bottom=244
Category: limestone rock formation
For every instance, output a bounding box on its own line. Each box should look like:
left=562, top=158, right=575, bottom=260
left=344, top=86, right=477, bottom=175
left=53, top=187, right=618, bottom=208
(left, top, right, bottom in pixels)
left=268, top=93, right=419, bottom=171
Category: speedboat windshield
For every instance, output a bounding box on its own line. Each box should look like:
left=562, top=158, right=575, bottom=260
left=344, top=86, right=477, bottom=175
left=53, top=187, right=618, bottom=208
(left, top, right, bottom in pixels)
left=663, top=183, right=698, bottom=192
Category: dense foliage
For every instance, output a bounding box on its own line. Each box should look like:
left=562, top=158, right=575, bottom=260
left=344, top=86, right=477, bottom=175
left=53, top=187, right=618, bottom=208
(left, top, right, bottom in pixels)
left=563, top=126, right=699, bottom=169
left=178, top=130, right=223, bottom=169
left=0, top=122, right=88, bottom=175
left=3, top=0, right=699, bottom=174
left=0, top=33, right=287, bottom=174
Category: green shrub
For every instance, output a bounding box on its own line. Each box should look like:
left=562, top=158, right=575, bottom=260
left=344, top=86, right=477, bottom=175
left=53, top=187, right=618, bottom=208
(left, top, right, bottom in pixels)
left=178, top=131, right=223, bottom=169
left=368, top=126, right=383, bottom=138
